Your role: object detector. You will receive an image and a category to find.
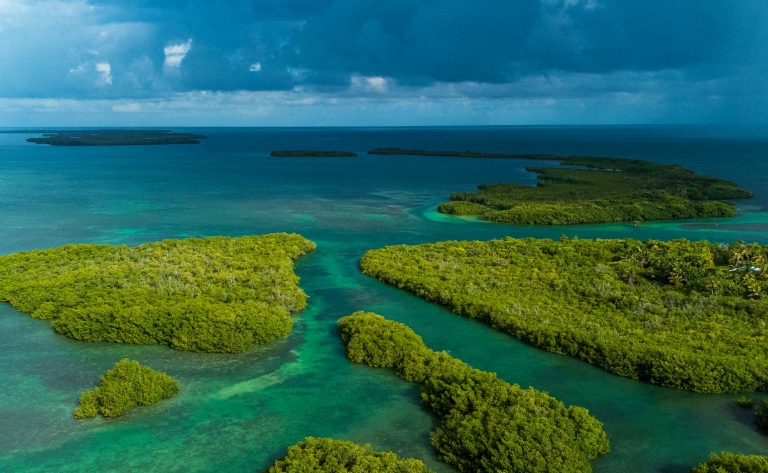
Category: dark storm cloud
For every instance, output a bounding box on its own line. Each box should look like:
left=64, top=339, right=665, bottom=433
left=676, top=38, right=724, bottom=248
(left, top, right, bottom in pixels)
left=0, top=0, right=765, bottom=124
left=141, top=0, right=756, bottom=90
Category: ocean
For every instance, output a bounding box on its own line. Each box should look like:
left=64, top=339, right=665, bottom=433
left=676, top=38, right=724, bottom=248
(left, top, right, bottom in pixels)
left=1, top=126, right=767, bottom=472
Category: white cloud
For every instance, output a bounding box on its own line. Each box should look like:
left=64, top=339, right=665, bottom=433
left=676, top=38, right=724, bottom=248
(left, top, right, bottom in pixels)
left=163, top=39, right=192, bottom=69
left=95, top=61, right=112, bottom=85
left=249, top=62, right=262, bottom=72
left=351, top=75, right=389, bottom=93
left=366, top=76, right=387, bottom=92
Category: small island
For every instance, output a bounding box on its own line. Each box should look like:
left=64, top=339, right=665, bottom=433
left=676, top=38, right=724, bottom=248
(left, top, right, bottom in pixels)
left=270, top=150, right=357, bottom=157
left=266, top=437, right=434, bottom=473
left=360, top=237, right=768, bottom=393
left=0, top=233, right=315, bottom=353
left=74, top=359, right=179, bottom=419
left=368, top=148, right=753, bottom=225
left=25, top=129, right=207, bottom=146
left=338, top=312, right=609, bottom=473
left=691, top=453, right=768, bottom=472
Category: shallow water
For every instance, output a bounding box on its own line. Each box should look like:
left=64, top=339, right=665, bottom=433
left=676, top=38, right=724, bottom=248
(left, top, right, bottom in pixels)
left=1, top=126, right=768, bottom=472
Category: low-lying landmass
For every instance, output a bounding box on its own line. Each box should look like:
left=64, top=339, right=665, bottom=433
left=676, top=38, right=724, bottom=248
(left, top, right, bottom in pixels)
left=265, top=437, right=434, bottom=473
left=369, top=148, right=752, bottom=225
left=0, top=233, right=315, bottom=353
left=25, top=129, right=207, bottom=146
left=338, top=312, right=609, bottom=473
left=738, top=397, right=754, bottom=408
left=74, top=359, right=179, bottom=419
left=360, top=237, right=768, bottom=393
left=691, top=452, right=768, bottom=473
left=270, top=150, right=357, bottom=157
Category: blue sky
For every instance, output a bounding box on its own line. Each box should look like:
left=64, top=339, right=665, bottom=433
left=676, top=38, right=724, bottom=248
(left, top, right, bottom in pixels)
left=0, top=0, right=766, bottom=126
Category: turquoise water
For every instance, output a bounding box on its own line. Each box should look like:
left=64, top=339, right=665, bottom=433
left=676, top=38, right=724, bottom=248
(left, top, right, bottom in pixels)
left=1, top=126, right=767, bottom=472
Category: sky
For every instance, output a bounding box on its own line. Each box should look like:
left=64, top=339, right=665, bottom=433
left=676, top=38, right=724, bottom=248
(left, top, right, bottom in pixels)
left=0, top=0, right=766, bottom=127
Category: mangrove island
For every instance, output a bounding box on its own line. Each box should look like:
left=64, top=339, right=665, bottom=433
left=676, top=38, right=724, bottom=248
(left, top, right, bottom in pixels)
left=360, top=237, right=768, bottom=393
left=26, top=129, right=207, bottom=146
left=338, top=312, right=609, bottom=473
left=0, top=233, right=315, bottom=353
left=74, top=359, right=179, bottom=419
left=691, top=452, right=768, bottom=473
left=266, top=437, right=434, bottom=473
left=368, top=148, right=752, bottom=225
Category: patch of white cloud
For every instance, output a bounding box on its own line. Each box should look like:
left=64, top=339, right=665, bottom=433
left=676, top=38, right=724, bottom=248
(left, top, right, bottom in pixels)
left=249, top=62, right=262, bottom=72
left=350, top=75, right=389, bottom=93
left=366, top=76, right=387, bottom=92
left=95, top=62, right=112, bottom=85
left=163, top=39, right=192, bottom=69
left=0, top=0, right=157, bottom=97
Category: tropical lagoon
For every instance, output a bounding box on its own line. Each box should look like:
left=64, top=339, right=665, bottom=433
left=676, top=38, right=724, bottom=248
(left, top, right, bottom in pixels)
left=1, top=126, right=768, bottom=472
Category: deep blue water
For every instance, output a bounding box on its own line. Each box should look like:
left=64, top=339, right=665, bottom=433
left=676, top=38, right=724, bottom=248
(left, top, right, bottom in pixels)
left=0, top=126, right=767, bottom=473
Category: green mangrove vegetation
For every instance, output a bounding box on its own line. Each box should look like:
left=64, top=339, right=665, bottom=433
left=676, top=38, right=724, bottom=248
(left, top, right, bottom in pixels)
left=367, top=147, right=752, bottom=225
left=738, top=397, right=754, bottom=408
left=338, top=312, right=609, bottom=473
left=26, top=130, right=207, bottom=146
left=691, top=452, right=768, bottom=473
left=265, top=437, right=434, bottom=473
left=74, top=359, right=179, bottom=419
left=360, top=237, right=768, bottom=393
left=0, top=233, right=315, bottom=353
left=270, top=150, right=358, bottom=157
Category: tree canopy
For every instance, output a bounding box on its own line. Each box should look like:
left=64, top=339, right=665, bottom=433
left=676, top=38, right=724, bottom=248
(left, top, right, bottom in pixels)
left=368, top=149, right=752, bottom=225
left=74, top=359, right=179, bottom=419
left=26, top=130, right=206, bottom=146
left=360, top=237, right=768, bottom=393
left=691, top=452, right=768, bottom=473
left=0, top=233, right=315, bottom=353
left=338, top=312, right=609, bottom=473
left=265, top=437, right=433, bottom=473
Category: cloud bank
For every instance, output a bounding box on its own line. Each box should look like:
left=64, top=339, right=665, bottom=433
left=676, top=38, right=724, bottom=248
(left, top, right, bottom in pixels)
left=0, top=0, right=765, bottom=126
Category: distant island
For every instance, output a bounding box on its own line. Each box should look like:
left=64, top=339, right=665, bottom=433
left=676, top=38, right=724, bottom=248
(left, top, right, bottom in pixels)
left=24, top=129, right=207, bottom=146
left=0, top=233, right=315, bottom=353
left=271, top=150, right=357, bottom=157
left=368, top=148, right=753, bottom=225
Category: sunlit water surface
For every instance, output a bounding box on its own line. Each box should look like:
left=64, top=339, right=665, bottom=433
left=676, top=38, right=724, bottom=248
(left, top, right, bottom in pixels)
left=1, top=126, right=767, bottom=472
